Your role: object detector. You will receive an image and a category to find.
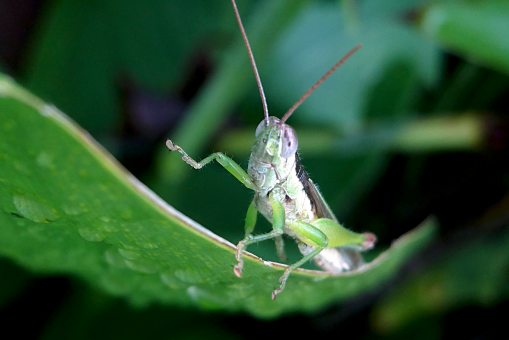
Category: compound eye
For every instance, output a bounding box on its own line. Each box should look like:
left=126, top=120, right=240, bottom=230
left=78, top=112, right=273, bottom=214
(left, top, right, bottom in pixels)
left=255, top=120, right=266, bottom=137
left=280, top=124, right=298, bottom=158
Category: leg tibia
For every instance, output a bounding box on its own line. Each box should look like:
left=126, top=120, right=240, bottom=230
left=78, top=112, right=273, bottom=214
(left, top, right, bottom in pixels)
left=166, top=140, right=253, bottom=189
left=233, top=229, right=283, bottom=278
left=272, top=246, right=324, bottom=300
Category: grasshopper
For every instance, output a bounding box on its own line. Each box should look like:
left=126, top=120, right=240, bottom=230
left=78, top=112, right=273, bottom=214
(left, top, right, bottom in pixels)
left=166, top=0, right=376, bottom=300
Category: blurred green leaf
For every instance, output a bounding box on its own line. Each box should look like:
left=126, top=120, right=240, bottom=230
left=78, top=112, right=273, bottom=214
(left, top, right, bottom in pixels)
left=358, top=0, right=428, bottom=19
left=24, top=0, right=233, bottom=134
left=372, top=229, right=509, bottom=334
left=0, top=74, right=435, bottom=317
left=420, top=0, right=509, bottom=75
left=433, top=63, right=509, bottom=111
left=264, top=1, right=440, bottom=132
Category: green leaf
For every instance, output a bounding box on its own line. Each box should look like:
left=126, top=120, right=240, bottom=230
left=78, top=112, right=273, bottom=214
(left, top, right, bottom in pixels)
left=0, top=74, right=435, bottom=317
left=372, top=228, right=509, bottom=333
left=420, top=0, right=509, bottom=75
left=264, top=1, right=440, bottom=131
left=24, top=0, right=233, bottom=134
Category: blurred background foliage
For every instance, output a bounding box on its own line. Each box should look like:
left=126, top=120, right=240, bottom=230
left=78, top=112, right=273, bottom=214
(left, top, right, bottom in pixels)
left=1, top=0, right=509, bottom=338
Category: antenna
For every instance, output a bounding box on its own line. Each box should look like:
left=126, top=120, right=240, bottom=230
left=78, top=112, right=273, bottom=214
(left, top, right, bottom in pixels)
left=231, top=0, right=269, bottom=122
left=279, top=44, right=362, bottom=124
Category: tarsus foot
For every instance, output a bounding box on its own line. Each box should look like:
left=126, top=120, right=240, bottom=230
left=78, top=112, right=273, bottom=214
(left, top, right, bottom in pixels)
left=271, top=287, right=282, bottom=300
left=361, top=232, right=377, bottom=250
left=233, top=264, right=242, bottom=278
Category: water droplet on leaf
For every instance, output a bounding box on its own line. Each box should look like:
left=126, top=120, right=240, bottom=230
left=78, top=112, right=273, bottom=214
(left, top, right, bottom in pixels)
left=160, top=273, right=188, bottom=289
left=62, top=203, right=83, bottom=216
left=104, top=248, right=126, bottom=267
left=175, top=269, right=216, bottom=284
left=118, top=248, right=141, bottom=260
left=78, top=228, right=105, bottom=242
left=36, top=152, right=54, bottom=169
left=124, top=259, right=157, bottom=274
left=186, top=286, right=225, bottom=310
left=13, top=194, right=57, bottom=223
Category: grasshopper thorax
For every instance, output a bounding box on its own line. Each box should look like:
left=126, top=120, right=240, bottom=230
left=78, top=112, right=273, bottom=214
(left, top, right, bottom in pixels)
left=247, top=117, right=298, bottom=192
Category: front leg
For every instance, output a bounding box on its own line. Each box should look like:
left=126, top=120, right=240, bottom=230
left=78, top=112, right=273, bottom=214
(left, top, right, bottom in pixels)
left=233, top=192, right=285, bottom=277
left=166, top=140, right=254, bottom=189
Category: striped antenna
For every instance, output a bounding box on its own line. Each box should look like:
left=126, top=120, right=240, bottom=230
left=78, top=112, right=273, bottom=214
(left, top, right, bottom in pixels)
left=231, top=0, right=269, bottom=122
left=279, top=44, right=362, bottom=124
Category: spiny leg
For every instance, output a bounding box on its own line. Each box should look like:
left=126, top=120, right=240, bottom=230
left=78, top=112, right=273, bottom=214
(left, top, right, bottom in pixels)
left=271, top=220, right=329, bottom=300
left=272, top=246, right=324, bottom=300
left=234, top=192, right=285, bottom=277
left=233, top=230, right=283, bottom=278
left=166, top=140, right=253, bottom=189
left=233, top=200, right=259, bottom=277
left=271, top=218, right=377, bottom=299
